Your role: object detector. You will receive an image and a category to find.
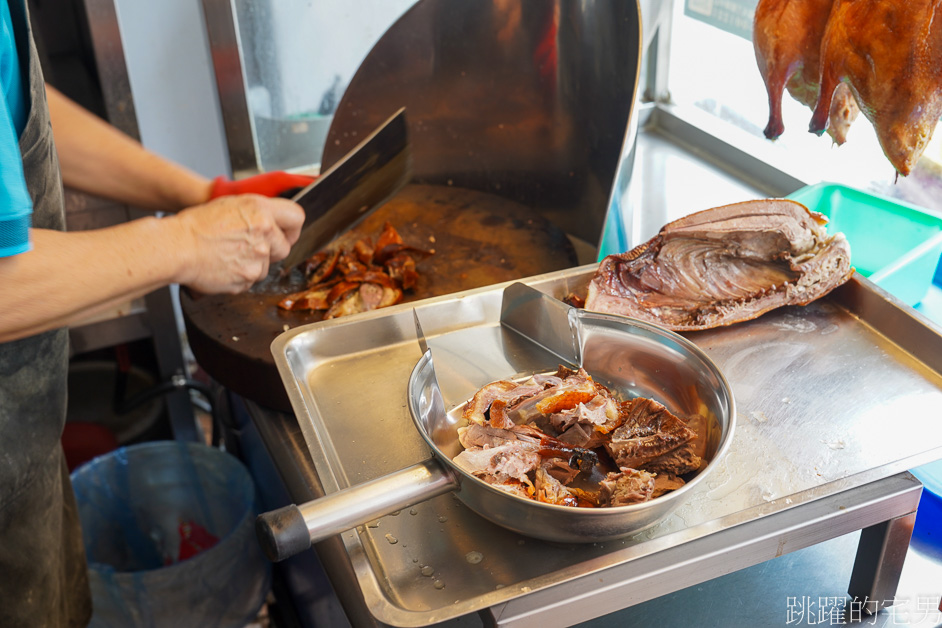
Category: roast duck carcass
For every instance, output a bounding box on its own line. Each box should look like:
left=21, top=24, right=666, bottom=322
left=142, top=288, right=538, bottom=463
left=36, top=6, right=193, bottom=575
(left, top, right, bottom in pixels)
left=453, top=365, right=702, bottom=508
left=582, top=199, right=853, bottom=331
left=754, top=0, right=942, bottom=176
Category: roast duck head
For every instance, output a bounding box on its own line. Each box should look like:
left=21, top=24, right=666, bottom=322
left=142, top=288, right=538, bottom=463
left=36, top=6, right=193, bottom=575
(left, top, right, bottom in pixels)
left=584, top=198, right=853, bottom=331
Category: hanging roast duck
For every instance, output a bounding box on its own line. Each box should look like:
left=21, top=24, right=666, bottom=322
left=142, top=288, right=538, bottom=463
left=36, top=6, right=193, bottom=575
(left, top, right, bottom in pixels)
left=754, top=0, right=942, bottom=177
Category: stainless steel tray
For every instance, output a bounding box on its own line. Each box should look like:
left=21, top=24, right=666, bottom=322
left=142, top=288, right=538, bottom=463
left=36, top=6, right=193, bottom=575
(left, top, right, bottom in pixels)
left=272, top=264, right=942, bottom=627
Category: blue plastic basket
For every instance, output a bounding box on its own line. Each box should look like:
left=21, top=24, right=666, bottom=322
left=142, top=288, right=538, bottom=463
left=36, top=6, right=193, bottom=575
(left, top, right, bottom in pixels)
left=788, top=183, right=942, bottom=306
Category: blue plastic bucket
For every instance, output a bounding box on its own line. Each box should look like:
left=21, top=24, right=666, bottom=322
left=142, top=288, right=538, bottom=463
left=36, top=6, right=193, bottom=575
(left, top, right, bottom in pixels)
left=911, top=460, right=942, bottom=549
left=71, top=441, right=271, bottom=628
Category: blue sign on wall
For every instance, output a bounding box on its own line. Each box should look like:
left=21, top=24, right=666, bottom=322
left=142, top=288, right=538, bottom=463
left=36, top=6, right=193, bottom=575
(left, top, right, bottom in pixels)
left=684, top=0, right=759, bottom=41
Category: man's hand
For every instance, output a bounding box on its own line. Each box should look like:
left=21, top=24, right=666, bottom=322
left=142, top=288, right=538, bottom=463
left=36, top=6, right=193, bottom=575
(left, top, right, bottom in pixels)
left=169, top=194, right=305, bottom=293
left=209, top=172, right=317, bottom=200
left=0, top=195, right=304, bottom=342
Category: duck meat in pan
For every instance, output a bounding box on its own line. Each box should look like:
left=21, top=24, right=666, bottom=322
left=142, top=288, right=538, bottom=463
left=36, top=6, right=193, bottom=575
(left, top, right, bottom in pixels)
left=581, top=199, right=853, bottom=331
left=453, top=366, right=704, bottom=508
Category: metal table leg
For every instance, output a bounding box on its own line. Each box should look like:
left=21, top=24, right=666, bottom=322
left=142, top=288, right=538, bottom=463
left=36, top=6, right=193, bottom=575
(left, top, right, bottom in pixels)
left=848, top=510, right=920, bottom=615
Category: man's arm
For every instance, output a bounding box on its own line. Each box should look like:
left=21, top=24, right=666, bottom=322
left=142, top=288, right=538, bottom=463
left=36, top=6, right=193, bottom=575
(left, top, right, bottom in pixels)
left=45, top=84, right=213, bottom=212
left=0, top=85, right=312, bottom=343
left=0, top=194, right=304, bottom=343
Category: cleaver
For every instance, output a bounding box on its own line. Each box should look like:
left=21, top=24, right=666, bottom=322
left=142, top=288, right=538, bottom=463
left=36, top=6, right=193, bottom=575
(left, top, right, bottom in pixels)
left=278, top=107, right=412, bottom=274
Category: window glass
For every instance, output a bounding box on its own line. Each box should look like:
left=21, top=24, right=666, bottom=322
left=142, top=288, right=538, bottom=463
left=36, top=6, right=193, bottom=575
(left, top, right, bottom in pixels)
left=233, top=0, right=416, bottom=172
left=667, top=0, right=942, bottom=208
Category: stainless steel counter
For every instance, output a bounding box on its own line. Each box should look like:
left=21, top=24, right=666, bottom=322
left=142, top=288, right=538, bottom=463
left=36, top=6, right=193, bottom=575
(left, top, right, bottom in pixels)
left=238, top=127, right=942, bottom=627
left=244, top=402, right=941, bottom=628
left=248, top=261, right=942, bottom=627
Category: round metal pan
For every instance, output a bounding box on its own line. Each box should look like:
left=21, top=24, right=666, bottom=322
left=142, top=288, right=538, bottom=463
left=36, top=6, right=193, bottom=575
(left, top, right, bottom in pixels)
left=180, top=183, right=579, bottom=411
left=255, top=311, right=735, bottom=561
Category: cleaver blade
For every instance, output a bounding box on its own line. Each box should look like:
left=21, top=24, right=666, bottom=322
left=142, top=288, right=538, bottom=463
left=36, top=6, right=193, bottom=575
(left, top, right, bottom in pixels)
left=279, top=107, right=412, bottom=274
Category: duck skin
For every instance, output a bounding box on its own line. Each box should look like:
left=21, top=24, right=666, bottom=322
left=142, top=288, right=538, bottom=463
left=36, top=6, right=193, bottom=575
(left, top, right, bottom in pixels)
left=754, top=0, right=859, bottom=144
left=809, top=0, right=942, bottom=176
left=584, top=199, right=853, bottom=331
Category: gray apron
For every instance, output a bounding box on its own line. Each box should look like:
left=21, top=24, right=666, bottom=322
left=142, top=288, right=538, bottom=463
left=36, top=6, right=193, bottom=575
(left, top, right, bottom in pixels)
left=0, top=1, right=92, bottom=626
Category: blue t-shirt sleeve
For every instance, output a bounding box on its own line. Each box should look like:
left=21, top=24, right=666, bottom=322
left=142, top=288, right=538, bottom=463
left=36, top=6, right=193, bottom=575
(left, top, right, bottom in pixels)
left=0, top=100, right=31, bottom=257
left=0, top=0, right=31, bottom=258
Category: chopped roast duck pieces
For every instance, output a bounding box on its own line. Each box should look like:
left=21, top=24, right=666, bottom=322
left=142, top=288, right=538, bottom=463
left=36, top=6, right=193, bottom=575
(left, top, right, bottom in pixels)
left=584, top=199, right=853, bottom=331
left=599, top=469, right=656, bottom=507
left=605, top=398, right=699, bottom=470
left=652, top=474, right=687, bottom=499
left=278, top=222, right=433, bottom=318
left=534, top=468, right=582, bottom=507
left=452, top=440, right=541, bottom=484
left=453, top=365, right=705, bottom=508
left=642, top=444, right=702, bottom=477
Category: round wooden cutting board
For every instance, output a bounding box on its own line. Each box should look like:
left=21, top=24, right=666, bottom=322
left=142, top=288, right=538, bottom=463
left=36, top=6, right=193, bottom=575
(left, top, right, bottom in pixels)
left=180, top=184, right=580, bottom=411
